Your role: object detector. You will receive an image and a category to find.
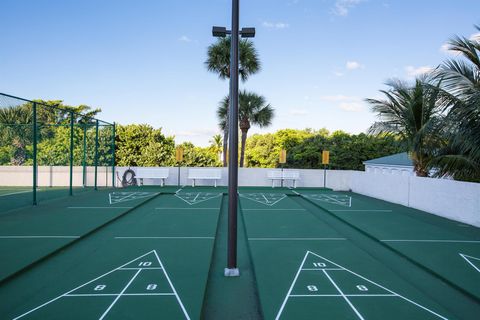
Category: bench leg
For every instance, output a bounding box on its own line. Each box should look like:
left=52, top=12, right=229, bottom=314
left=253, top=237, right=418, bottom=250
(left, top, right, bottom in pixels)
left=161, top=179, right=164, bottom=187
left=293, top=180, right=296, bottom=188
left=272, top=180, right=274, bottom=188
left=140, top=178, right=144, bottom=186
left=192, top=179, right=195, bottom=187
left=214, top=180, right=217, bottom=188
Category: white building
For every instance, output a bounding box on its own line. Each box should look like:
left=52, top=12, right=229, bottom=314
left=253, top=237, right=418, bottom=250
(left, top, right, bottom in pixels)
left=363, top=152, right=415, bottom=176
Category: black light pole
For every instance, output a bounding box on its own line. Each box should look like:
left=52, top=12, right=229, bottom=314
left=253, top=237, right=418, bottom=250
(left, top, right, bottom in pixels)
left=212, top=0, right=255, bottom=277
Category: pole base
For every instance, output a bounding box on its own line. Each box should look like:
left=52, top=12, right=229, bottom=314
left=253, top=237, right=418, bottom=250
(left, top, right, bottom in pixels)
left=224, top=268, right=240, bottom=277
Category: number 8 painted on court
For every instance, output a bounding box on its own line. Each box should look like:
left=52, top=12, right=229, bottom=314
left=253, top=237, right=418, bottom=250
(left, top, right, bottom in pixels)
left=146, top=284, right=157, bottom=290
left=307, top=285, right=318, bottom=292
left=356, top=285, right=368, bottom=291
left=94, top=285, right=106, bottom=291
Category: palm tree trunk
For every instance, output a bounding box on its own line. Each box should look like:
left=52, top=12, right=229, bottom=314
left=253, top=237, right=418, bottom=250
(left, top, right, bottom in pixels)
left=240, top=129, right=248, bottom=167
left=222, top=126, right=228, bottom=167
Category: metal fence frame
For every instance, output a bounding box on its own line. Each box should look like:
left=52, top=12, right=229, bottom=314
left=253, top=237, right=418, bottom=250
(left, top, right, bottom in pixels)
left=0, top=92, right=116, bottom=205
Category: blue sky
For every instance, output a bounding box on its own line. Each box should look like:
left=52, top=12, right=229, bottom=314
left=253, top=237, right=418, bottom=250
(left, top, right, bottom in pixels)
left=1, top=0, right=479, bottom=146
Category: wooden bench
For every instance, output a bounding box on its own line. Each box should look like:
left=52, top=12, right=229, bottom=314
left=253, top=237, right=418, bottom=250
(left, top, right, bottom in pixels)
left=267, top=169, right=300, bottom=188
left=188, top=168, right=222, bottom=187
left=135, top=168, right=169, bottom=186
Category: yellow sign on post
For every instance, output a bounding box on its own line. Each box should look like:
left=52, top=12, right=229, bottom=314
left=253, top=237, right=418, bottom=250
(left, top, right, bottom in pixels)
left=322, top=150, right=330, bottom=165
left=279, top=149, right=287, bottom=164
left=176, top=147, right=184, bottom=162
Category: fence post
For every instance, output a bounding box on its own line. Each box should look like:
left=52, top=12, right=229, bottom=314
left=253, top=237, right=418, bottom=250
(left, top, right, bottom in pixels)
left=94, top=120, right=99, bottom=190
left=69, top=112, right=74, bottom=196
left=82, top=123, right=87, bottom=187
left=111, top=123, right=116, bottom=188
left=32, top=102, right=37, bottom=205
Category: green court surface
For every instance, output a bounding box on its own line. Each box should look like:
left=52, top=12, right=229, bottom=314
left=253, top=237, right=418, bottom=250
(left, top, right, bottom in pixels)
left=0, top=186, right=479, bottom=319
left=0, top=186, right=94, bottom=215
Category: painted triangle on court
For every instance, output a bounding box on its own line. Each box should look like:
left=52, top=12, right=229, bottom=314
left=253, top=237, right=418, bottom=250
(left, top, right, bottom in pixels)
left=275, top=250, right=449, bottom=320
left=239, top=193, right=286, bottom=206
left=175, top=192, right=221, bottom=205
left=13, top=250, right=191, bottom=320
left=303, top=194, right=351, bottom=207
left=460, top=253, right=480, bottom=273
left=109, top=192, right=157, bottom=204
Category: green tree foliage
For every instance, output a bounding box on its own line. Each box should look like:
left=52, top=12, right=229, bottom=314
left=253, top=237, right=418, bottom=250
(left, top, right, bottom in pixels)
left=176, top=142, right=221, bottom=167
left=115, top=124, right=175, bottom=167
left=366, top=79, right=445, bottom=177
left=217, top=91, right=274, bottom=167
left=244, top=129, right=402, bottom=169
left=205, top=36, right=261, bottom=166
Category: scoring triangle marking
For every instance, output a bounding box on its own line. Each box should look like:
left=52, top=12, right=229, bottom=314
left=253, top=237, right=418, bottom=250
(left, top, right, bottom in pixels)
left=460, top=253, right=480, bottom=273
left=275, top=251, right=448, bottom=320
left=13, top=250, right=190, bottom=320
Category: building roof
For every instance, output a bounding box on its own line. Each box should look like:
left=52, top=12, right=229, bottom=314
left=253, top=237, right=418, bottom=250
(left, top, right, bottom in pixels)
left=363, top=152, right=413, bottom=167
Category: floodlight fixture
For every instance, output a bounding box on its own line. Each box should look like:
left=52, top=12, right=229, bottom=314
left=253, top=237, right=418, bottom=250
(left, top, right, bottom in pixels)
left=240, top=27, right=255, bottom=38
left=212, top=26, right=228, bottom=37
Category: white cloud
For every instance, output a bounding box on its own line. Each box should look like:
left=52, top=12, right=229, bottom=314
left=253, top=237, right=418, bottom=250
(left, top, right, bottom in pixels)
left=346, top=60, right=364, bottom=70
left=338, top=102, right=364, bottom=112
left=405, top=65, right=433, bottom=78
left=333, top=71, right=344, bottom=77
left=178, top=35, right=192, bottom=42
left=262, top=21, right=290, bottom=29
left=320, top=95, right=359, bottom=102
left=331, top=0, right=362, bottom=17
left=289, top=108, right=308, bottom=116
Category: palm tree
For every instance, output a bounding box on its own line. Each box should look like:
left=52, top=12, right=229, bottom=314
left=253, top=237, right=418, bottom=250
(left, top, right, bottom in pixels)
left=430, top=27, right=480, bottom=180
left=209, top=134, right=223, bottom=161
left=218, top=91, right=274, bottom=167
left=205, top=37, right=260, bottom=166
left=366, top=79, right=445, bottom=177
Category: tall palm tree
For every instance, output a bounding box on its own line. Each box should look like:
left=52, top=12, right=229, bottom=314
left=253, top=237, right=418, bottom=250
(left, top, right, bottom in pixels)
left=218, top=91, right=274, bottom=167
left=209, top=134, right=223, bottom=161
left=205, top=37, right=260, bottom=166
left=366, top=79, right=445, bottom=177
left=430, top=27, right=480, bottom=180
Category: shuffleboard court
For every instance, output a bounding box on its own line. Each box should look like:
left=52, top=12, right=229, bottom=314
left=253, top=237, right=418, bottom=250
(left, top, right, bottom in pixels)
left=0, top=186, right=95, bottom=215
left=0, top=192, right=222, bottom=319
left=0, top=188, right=162, bottom=281
left=239, top=193, right=456, bottom=319
left=299, top=191, right=480, bottom=300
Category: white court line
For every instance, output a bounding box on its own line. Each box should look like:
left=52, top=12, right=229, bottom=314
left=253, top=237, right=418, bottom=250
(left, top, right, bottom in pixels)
left=307, top=251, right=448, bottom=320
left=331, top=209, right=392, bottom=212
left=323, top=269, right=365, bottom=320
left=0, top=190, right=32, bottom=197
left=68, top=207, right=133, bottom=209
left=249, top=237, right=346, bottom=241
left=0, top=235, right=80, bottom=239
left=301, top=268, right=343, bottom=271
left=154, top=250, right=191, bottom=320
left=459, top=253, right=480, bottom=273
left=155, top=207, right=218, bottom=210
left=290, top=294, right=396, bottom=297
left=13, top=250, right=157, bottom=320
left=275, top=251, right=309, bottom=320
left=115, top=236, right=214, bottom=240
left=119, top=267, right=163, bottom=270
left=242, top=208, right=306, bottom=211
left=381, top=239, right=480, bottom=243
left=66, top=293, right=174, bottom=297
left=99, top=269, right=142, bottom=320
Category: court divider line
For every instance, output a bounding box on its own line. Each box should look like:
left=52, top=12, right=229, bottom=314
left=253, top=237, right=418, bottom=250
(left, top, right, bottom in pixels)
left=0, top=192, right=164, bottom=287
left=292, top=193, right=480, bottom=305
left=0, top=236, right=80, bottom=239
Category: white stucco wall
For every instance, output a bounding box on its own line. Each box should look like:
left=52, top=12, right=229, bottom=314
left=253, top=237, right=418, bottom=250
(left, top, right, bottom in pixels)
left=1, top=166, right=478, bottom=227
